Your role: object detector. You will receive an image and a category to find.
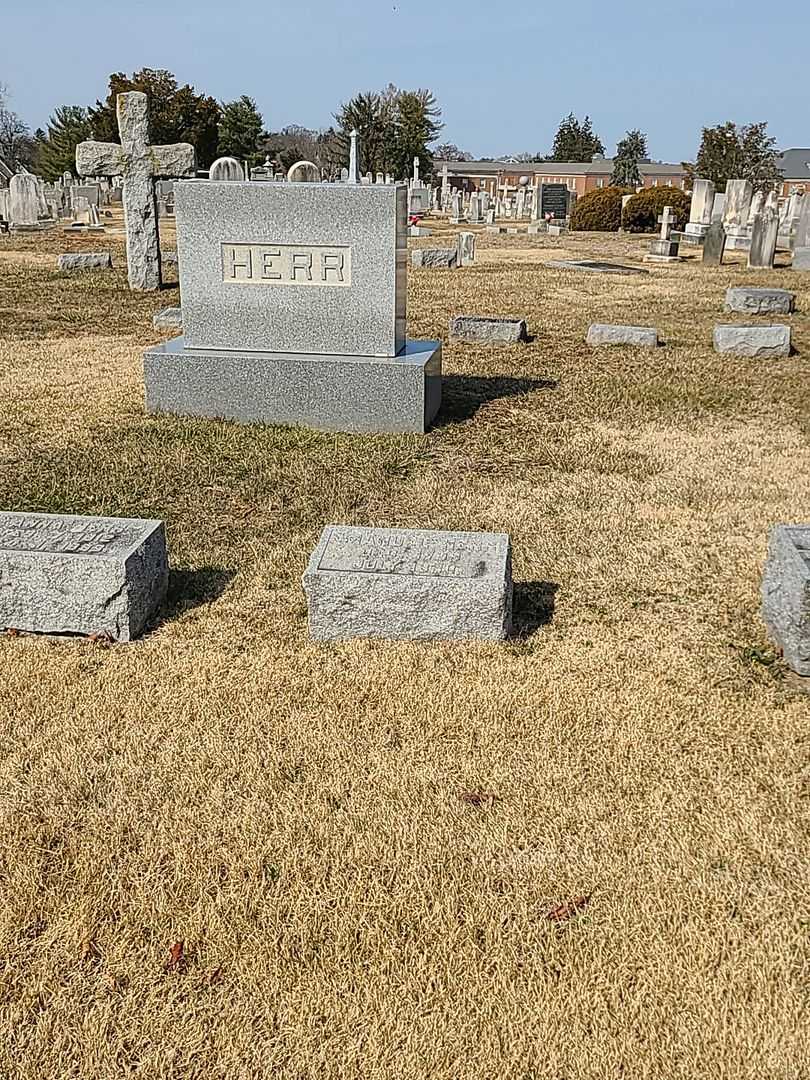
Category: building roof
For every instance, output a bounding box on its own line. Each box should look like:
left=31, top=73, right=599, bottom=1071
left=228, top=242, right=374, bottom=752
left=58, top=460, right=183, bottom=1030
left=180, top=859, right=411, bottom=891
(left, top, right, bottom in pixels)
left=440, top=158, right=685, bottom=177
left=777, top=149, right=810, bottom=180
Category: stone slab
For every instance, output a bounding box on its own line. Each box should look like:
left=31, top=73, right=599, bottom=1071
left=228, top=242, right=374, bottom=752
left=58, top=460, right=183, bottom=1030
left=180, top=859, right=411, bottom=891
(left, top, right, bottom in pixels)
left=713, top=324, right=791, bottom=358
left=143, top=337, right=442, bottom=434
left=153, top=307, right=183, bottom=330
left=411, top=248, right=457, bottom=268
left=57, top=252, right=112, bottom=271
left=0, top=511, right=168, bottom=641
left=793, top=247, right=810, bottom=271
left=762, top=525, right=810, bottom=675
left=176, top=181, right=406, bottom=357
left=586, top=324, right=659, bottom=348
left=546, top=260, right=649, bottom=276
left=450, top=316, right=528, bottom=344
left=725, top=287, right=795, bottom=316
left=302, top=525, right=513, bottom=641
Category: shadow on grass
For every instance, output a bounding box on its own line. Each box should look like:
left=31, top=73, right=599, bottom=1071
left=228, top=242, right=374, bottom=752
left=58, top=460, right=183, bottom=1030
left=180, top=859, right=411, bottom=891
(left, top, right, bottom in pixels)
left=511, top=580, right=559, bottom=638
left=159, top=567, right=236, bottom=624
left=436, top=374, right=557, bottom=427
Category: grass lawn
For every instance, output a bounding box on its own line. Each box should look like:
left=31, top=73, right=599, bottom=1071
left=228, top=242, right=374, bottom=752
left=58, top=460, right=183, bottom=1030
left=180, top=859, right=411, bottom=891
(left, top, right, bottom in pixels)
left=0, top=212, right=807, bottom=1079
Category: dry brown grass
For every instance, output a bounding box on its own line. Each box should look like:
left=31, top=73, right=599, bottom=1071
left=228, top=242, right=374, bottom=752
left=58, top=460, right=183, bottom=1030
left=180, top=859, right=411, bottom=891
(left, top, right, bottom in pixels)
left=0, top=215, right=808, bottom=1079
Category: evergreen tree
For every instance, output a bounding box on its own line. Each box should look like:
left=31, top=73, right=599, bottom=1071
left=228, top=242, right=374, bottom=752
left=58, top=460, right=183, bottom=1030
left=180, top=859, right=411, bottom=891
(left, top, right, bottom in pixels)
left=334, top=85, right=443, bottom=179
left=548, top=113, right=605, bottom=162
left=694, top=121, right=781, bottom=193
left=36, top=105, right=91, bottom=180
left=610, top=129, right=647, bottom=188
left=88, top=69, right=220, bottom=168
left=217, top=95, right=264, bottom=165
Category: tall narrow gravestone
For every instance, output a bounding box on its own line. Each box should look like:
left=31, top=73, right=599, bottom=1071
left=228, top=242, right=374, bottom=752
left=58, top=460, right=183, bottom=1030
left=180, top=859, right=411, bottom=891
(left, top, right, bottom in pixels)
left=76, top=92, right=196, bottom=290
left=748, top=205, right=779, bottom=269
left=9, top=173, right=44, bottom=230
left=143, top=180, right=442, bottom=433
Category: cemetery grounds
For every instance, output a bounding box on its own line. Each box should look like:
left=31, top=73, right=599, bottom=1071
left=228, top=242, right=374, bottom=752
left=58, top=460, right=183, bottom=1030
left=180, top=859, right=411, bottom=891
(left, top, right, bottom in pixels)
left=0, top=214, right=807, bottom=1078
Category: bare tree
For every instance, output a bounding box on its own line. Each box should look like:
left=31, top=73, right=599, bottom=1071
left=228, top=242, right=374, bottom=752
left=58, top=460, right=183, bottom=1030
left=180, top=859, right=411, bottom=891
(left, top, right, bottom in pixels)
left=0, top=83, right=35, bottom=170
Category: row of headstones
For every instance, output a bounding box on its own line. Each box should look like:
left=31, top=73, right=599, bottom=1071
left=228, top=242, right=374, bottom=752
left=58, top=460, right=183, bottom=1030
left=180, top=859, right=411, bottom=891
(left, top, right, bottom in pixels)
left=3, top=510, right=807, bottom=680
left=686, top=179, right=810, bottom=269
left=0, top=172, right=121, bottom=229
left=441, top=185, right=575, bottom=226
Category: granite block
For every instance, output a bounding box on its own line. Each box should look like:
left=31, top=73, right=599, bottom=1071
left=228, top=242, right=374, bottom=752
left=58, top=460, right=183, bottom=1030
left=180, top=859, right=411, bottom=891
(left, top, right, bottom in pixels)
left=175, top=181, right=407, bottom=357
left=57, top=252, right=112, bottom=271
left=793, top=247, right=810, bottom=271
left=762, top=525, right=810, bottom=675
left=143, top=337, right=442, bottom=434
left=725, top=287, right=795, bottom=315
left=713, top=324, right=791, bottom=357
left=411, top=248, right=457, bottom=268
left=0, top=512, right=167, bottom=641
left=303, top=526, right=513, bottom=641
left=450, top=316, right=528, bottom=344
left=586, top=324, right=658, bottom=347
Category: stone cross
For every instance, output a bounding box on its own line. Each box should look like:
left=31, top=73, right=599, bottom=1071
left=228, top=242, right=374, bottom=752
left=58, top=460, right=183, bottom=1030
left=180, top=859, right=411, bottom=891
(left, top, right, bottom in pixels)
left=347, top=130, right=360, bottom=184
left=76, top=91, right=196, bottom=290
left=659, top=206, right=674, bottom=240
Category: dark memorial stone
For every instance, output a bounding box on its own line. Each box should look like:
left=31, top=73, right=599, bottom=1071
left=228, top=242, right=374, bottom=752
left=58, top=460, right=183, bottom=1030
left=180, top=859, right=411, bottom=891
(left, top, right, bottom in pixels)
left=541, top=184, right=570, bottom=220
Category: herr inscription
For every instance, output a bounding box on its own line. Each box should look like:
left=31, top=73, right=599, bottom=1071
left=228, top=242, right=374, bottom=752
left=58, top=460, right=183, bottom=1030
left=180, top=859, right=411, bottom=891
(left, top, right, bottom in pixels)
left=222, top=243, right=352, bottom=287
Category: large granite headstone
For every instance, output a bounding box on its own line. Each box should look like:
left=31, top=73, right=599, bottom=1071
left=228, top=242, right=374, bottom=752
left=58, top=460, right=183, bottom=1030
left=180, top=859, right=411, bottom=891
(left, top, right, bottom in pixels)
left=303, top=526, right=513, bottom=641
left=0, top=512, right=168, bottom=641
left=9, top=174, right=42, bottom=229
left=684, top=179, right=715, bottom=244
left=144, top=181, right=441, bottom=433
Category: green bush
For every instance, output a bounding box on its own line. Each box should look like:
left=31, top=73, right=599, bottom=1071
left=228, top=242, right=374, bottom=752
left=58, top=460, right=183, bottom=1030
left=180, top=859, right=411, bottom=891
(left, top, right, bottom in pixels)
left=570, top=186, right=634, bottom=231
left=621, top=186, right=691, bottom=233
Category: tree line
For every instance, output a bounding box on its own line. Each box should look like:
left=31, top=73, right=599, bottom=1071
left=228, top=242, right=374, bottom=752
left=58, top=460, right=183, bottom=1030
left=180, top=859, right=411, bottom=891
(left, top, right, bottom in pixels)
left=0, top=69, right=443, bottom=182
left=0, top=75, right=786, bottom=194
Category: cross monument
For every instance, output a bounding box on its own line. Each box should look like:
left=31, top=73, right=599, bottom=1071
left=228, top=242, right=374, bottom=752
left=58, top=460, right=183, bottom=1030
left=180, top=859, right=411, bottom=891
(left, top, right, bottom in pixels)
left=76, top=91, right=196, bottom=290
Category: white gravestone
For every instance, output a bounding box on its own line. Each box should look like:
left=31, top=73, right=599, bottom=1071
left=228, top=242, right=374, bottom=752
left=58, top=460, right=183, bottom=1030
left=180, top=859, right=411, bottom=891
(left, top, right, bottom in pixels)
left=9, top=173, right=42, bottom=228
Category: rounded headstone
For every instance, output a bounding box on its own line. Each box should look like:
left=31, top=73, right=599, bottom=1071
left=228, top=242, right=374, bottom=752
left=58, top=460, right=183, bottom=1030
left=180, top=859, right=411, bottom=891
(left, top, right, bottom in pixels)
left=209, top=156, right=245, bottom=181
left=287, top=160, right=320, bottom=183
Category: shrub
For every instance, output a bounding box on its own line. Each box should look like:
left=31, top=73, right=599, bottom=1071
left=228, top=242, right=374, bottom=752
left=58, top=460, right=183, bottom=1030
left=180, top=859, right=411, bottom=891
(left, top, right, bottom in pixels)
left=570, top=186, right=634, bottom=231
left=621, top=186, right=691, bottom=233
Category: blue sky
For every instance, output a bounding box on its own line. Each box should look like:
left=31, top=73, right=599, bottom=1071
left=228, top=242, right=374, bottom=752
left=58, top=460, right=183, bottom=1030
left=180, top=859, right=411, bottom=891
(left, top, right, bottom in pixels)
left=3, top=0, right=807, bottom=163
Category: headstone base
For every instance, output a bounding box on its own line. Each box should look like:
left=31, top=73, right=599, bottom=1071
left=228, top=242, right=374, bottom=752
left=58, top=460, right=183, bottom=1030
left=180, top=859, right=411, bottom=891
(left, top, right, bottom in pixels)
left=725, top=227, right=752, bottom=250
left=682, top=223, right=709, bottom=246
left=143, top=338, right=442, bottom=434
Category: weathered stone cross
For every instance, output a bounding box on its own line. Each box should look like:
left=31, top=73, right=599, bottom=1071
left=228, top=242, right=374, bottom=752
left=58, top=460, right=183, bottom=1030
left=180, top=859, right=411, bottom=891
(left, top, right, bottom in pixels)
left=76, top=91, right=196, bottom=290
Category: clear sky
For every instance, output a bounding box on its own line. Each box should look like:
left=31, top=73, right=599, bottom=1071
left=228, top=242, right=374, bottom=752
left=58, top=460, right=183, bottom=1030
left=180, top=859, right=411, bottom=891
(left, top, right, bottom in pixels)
left=3, top=0, right=808, bottom=163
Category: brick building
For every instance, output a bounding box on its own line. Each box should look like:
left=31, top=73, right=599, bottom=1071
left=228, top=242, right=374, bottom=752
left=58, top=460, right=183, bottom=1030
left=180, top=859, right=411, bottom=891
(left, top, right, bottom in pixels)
left=439, top=157, right=687, bottom=197
left=776, top=149, right=810, bottom=196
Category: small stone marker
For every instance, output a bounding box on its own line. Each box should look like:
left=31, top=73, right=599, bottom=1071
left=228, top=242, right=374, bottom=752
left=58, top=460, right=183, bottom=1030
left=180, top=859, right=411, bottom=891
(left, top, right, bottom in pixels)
left=450, top=316, right=528, bottom=344
left=57, top=252, right=112, bottom=271
left=713, top=324, right=791, bottom=358
left=209, top=156, right=244, bottom=181
left=76, top=91, right=196, bottom=291
left=303, top=526, right=513, bottom=642
left=153, top=307, right=183, bottom=330
left=411, top=248, right=458, bottom=269
left=546, top=259, right=649, bottom=276
left=762, top=525, right=810, bottom=675
left=0, top=511, right=168, bottom=641
left=725, top=287, right=795, bottom=316
left=702, top=222, right=727, bottom=266
left=287, top=160, right=319, bottom=182
left=586, top=324, right=658, bottom=348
